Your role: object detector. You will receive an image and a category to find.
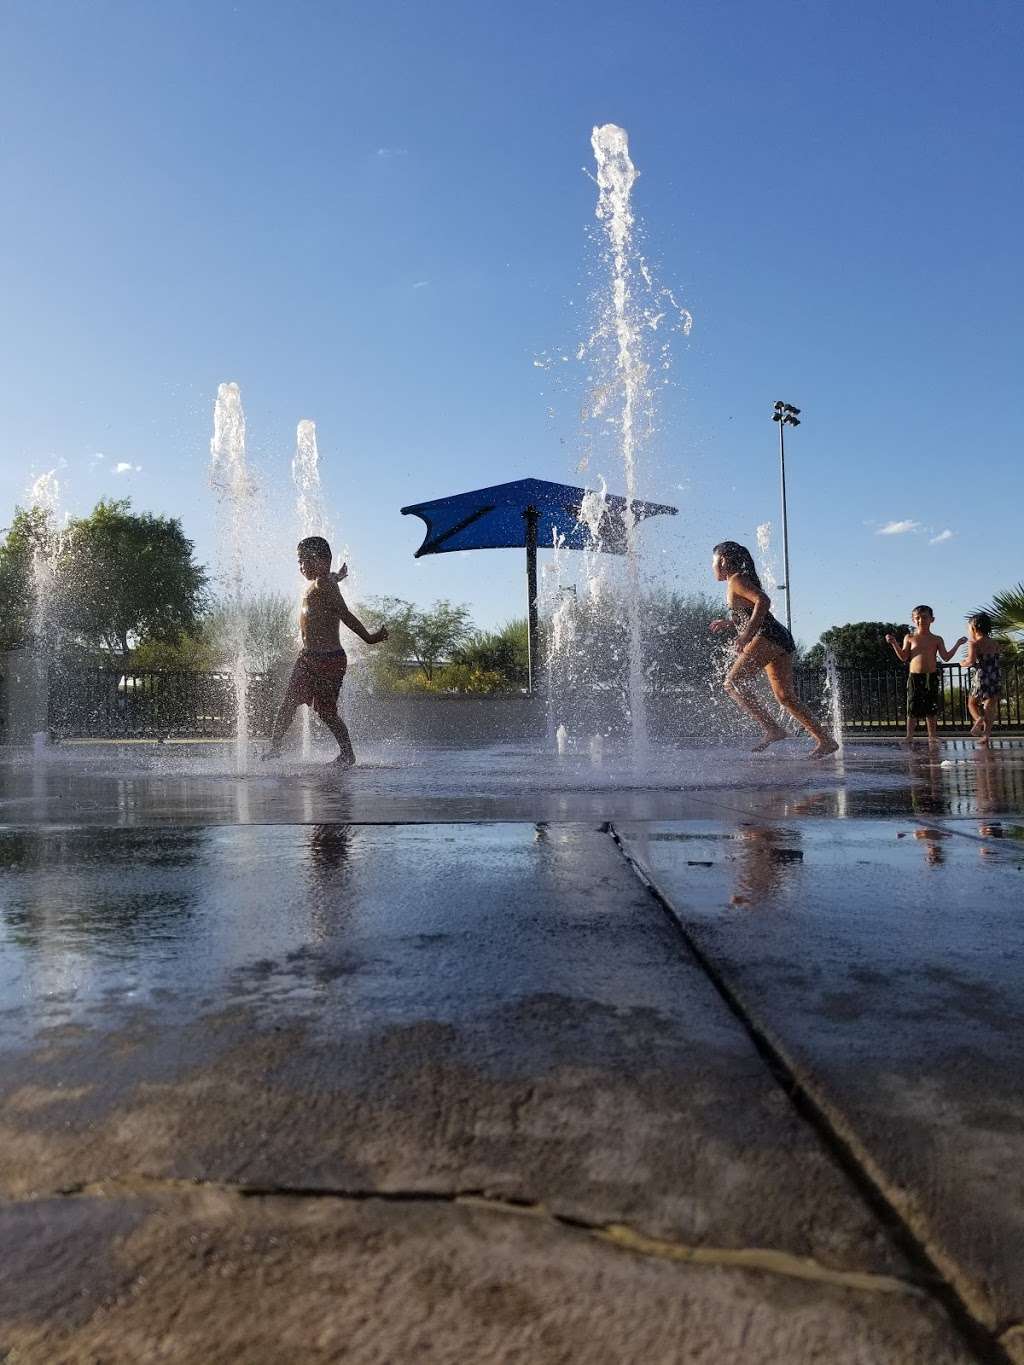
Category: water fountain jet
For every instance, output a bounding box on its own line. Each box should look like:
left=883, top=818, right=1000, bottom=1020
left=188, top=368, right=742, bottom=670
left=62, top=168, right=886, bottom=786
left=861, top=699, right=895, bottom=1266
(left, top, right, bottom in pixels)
left=25, top=471, right=63, bottom=753
left=209, top=382, right=255, bottom=771
left=591, top=124, right=649, bottom=755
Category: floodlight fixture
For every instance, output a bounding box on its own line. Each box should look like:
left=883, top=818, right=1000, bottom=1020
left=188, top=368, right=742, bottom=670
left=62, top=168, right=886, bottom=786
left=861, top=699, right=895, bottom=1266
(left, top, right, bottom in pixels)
left=769, top=399, right=802, bottom=633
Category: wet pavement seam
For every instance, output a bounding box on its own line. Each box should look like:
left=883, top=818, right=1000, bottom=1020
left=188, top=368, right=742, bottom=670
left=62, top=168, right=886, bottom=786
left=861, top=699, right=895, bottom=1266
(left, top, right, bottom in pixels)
left=20, top=1176, right=926, bottom=1299
left=606, top=821, right=1014, bottom=1365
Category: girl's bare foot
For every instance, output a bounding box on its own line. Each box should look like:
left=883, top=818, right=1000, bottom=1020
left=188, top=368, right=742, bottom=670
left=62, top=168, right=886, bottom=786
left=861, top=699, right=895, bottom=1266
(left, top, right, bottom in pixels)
left=331, top=753, right=356, bottom=768
left=751, top=727, right=788, bottom=753
left=970, top=719, right=985, bottom=736
left=809, top=738, right=839, bottom=759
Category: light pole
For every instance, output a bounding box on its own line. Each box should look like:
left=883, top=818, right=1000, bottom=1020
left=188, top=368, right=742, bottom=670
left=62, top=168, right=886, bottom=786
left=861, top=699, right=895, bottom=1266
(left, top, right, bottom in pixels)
left=771, top=400, right=800, bottom=634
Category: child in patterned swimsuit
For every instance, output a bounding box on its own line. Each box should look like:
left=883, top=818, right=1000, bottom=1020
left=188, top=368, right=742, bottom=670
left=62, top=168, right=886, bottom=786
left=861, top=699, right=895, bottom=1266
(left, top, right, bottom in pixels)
left=963, top=612, right=1003, bottom=747
left=264, top=537, right=389, bottom=766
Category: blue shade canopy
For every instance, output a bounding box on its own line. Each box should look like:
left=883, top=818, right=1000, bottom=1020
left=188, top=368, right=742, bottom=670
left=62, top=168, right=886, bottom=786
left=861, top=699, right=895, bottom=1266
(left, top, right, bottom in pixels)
left=401, top=477, right=677, bottom=557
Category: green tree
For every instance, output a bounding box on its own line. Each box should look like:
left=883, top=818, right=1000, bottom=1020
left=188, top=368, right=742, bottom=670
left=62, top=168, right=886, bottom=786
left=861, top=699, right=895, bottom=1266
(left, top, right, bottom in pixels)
left=54, top=499, right=208, bottom=661
left=131, top=593, right=298, bottom=674
left=359, top=596, right=474, bottom=683
left=981, top=583, right=1024, bottom=639
left=457, top=618, right=529, bottom=691
left=203, top=593, right=298, bottom=673
left=0, top=505, right=58, bottom=649
left=804, top=621, right=910, bottom=671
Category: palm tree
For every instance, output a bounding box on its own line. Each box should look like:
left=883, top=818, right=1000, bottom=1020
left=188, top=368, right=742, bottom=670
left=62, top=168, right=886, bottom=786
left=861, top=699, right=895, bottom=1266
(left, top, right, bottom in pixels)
left=981, top=583, right=1024, bottom=637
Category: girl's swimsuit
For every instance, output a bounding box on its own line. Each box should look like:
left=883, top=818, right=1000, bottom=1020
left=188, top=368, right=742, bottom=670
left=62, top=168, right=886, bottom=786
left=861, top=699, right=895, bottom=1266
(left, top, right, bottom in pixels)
left=730, top=601, right=796, bottom=655
left=971, top=651, right=1002, bottom=700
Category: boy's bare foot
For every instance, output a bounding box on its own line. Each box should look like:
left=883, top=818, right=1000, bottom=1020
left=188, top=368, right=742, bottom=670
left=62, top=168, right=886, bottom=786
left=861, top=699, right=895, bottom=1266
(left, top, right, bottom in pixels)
left=751, top=727, right=788, bottom=753
left=809, top=738, right=840, bottom=759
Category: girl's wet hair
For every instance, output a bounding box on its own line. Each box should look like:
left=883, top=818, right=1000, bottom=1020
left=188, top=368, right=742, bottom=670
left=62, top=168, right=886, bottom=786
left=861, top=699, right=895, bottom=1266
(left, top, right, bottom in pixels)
left=713, top=541, right=763, bottom=589
left=298, top=535, right=332, bottom=561
left=969, top=611, right=993, bottom=635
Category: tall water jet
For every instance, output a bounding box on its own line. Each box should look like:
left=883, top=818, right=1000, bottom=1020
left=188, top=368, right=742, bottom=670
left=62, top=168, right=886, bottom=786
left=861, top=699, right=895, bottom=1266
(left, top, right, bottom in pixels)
left=542, top=527, right=575, bottom=743
left=293, top=419, right=327, bottom=542
left=292, top=419, right=327, bottom=758
left=590, top=124, right=649, bottom=753
left=28, top=471, right=61, bottom=643
left=756, top=522, right=789, bottom=731
left=756, top=522, right=777, bottom=594
left=26, top=471, right=62, bottom=751
left=209, top=382, right=254, bottom=770
left=824, top=647, right=846, bottom=758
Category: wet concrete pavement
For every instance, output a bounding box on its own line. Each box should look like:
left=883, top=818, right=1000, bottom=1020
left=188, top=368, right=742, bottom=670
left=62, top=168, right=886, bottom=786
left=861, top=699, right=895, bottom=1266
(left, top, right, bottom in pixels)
left=617, top=814, right=1024, bottom=1346
left=1, top=740, right=1023, bottom=1361
left=4, top=734, right=1024, bottom=825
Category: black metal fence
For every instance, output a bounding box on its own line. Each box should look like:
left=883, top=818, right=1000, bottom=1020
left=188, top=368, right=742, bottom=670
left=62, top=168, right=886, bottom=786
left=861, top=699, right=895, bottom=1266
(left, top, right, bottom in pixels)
left=795, top=662, right=1024, bottom=732
left=40, top=660, right=1024, bottom=740
left=48, top=664, right=276, bottom=740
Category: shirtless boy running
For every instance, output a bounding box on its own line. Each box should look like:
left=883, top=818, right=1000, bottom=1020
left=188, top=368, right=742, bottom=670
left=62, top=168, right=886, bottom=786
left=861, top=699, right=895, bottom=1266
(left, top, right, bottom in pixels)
left=264, top=536, right=388, bottom=766
left=885, top=606, right=966, bottom=742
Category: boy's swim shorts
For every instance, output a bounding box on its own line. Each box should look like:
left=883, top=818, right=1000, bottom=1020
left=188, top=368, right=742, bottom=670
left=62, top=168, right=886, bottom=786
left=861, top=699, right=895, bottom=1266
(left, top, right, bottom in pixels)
left=288, top=648, right=347, bottom=718
left=907, top=671, right=940, bottom=719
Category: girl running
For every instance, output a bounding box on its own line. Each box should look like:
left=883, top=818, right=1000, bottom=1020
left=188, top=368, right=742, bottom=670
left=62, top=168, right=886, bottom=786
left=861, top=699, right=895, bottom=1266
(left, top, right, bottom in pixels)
left=709, top=541, right=838, bottom=759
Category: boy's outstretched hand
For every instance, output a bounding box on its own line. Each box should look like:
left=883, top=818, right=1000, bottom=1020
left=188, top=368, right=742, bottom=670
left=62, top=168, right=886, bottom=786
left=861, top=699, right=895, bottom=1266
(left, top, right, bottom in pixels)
left=331, top=562, right=349, bottom=583
left=369, top=627, right=389, bottom=645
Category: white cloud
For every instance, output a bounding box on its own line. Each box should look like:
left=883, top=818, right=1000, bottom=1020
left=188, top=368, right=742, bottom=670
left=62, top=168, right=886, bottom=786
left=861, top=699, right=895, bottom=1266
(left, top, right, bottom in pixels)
left=930, top=529, right=954, bottom=544
left=376, top=146, right=408, bottom=158
left=876, top=519, right=920, bottom=536
left=113, top=462, right=142, bottom=475
left=412, top=279, right=430, bottom=289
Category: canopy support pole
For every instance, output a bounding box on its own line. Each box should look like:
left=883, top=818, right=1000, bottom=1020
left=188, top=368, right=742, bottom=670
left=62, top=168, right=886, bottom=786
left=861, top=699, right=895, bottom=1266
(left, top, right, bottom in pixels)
left=524, top=506, right=539, bottom=696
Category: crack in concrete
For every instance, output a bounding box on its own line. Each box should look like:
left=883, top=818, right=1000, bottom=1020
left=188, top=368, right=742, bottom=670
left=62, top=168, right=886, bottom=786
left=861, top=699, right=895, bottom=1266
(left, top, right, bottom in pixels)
left=608, top=823, right=1015, bottom=1365
left=26, top=1175, right=924, bottom=1298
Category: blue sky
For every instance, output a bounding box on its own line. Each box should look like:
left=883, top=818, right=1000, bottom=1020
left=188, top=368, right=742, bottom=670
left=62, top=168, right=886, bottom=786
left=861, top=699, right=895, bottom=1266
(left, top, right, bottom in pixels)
left=2, top=0, right=1021, bottom=648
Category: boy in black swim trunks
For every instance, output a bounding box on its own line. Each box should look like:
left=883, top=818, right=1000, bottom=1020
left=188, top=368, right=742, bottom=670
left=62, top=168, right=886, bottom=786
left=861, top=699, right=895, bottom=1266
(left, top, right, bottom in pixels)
left=885, top=606, right=966, bottom=743
left=264, top=537, right=389, bottom=766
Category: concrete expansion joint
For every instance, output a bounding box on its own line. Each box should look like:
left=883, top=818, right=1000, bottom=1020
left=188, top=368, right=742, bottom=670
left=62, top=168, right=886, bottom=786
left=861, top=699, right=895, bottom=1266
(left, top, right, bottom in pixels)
left=36, top=1175, right=924, bottom=1299
left=605, top=823, right=1017, bottom=1365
